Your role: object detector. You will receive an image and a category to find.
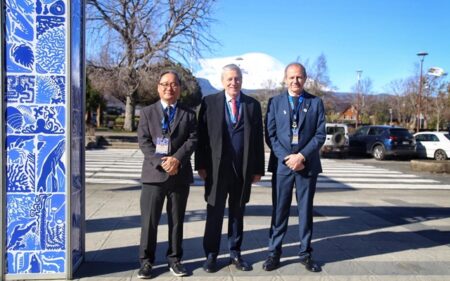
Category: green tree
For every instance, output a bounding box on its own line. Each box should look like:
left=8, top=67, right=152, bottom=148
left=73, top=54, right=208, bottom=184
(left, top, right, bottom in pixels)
left=86, top=78, right=106, bottom=127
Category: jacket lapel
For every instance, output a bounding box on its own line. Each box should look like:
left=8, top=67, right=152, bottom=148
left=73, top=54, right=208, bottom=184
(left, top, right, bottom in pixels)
left=242, top=93, right=250, bottom=177
left=169, top=103, right=184, bottom=136
left=297, top=92, right=311, bottom=129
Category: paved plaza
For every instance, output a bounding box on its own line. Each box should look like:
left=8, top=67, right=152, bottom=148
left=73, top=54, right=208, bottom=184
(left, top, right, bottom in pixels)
left=71, top=149, right=450, bottom=281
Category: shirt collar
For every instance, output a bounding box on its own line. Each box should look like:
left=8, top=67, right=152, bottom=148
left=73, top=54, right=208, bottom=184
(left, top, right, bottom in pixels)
left=225, top=92, right=241, bottom=103
left=288, top=90, right=304, bottom=97
left=160, top=100, right=177, bottom=110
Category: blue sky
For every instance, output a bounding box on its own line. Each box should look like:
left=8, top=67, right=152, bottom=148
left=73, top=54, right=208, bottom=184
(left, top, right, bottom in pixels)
left=197, top=0, right=450, bottom=93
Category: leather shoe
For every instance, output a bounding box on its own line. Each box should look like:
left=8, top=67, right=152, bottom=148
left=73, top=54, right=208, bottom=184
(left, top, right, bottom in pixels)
left=299, top=257, right=321, bottom=272
left=262, top=256, right=280, bottom=271
left=203, top=257, right=217, bottom=273
left=229, top=256, right=252, bottom=271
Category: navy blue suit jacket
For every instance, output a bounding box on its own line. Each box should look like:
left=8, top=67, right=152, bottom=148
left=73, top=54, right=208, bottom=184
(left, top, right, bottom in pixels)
left=266, top=91, right=326, bottom=176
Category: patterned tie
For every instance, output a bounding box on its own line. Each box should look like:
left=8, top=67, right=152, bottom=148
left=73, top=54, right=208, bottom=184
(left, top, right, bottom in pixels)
left=231, top=98, right=238, bottom=122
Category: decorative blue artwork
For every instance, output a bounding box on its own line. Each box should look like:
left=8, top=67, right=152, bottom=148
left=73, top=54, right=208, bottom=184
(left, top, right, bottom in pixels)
left=6, top=75, right=35, bottom=103
left=6, top=135, right=35, bottom=193
left=6, top=105, right=65, bottom=135
left=5, top=0, right=35, bottom=73
left=6, top=193, right=66, bottom=273
left=36, top=136, right=66, bottom=193
left=36, top=76, right=65, bottom=104
left=4, top=0, right=75, bottom=276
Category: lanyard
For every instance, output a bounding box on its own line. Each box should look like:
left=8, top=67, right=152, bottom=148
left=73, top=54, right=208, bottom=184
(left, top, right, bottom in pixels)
left=288, top=95, right=303, bottom=128
left=225, top=99, right=240, bottom=124
left=161, top=105, right=176, bottom=134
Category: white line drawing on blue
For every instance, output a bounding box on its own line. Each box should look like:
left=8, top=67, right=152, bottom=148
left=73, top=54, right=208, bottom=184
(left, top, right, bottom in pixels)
left=36, top=137, right=66, bottom=192
left=36, top=76, right=65, bottom=104
left=6, top=75, right=35, bottom=103
left=6, top=136, right=35, bottom=192
left=6, top=105, right=65, bottom=134
left=5, top=0, right=35, bottom=72
left=36, top=17, right=65, bottom=74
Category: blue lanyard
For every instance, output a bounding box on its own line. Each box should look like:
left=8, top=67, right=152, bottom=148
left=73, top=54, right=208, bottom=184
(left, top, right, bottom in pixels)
left=288, top=95, right=304, bottom=123
left=161, top=105, right=176, bottom=134
left=225, top=99, right=240, bottom=124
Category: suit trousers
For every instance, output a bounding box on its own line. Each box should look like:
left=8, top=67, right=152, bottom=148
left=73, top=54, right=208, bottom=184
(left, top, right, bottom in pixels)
left=139, top=179, right=190, bottom=265
left=203, top=170, right=245, bottom=259
left=268, top=172, right=317, bottom=258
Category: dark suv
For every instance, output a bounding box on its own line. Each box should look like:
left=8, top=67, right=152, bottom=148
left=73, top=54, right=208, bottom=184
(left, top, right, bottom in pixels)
left=349, top=125, right=416, bottom=160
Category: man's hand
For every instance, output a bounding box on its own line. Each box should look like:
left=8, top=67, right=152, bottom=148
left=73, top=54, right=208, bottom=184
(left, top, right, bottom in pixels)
left=198, top=169, right=207, bottom=180
left=284, top=153, right=305, bottom=171
left=161, top=156, right=180, bottom=176
left=252, top=174, right=262, bottom=183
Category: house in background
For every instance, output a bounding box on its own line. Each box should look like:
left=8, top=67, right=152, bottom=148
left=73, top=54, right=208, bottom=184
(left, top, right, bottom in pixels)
left=338, top=105, right=358, bottom=123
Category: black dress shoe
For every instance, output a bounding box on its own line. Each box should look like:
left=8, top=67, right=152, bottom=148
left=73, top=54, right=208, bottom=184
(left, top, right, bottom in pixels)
left=229, top=256, right=252, bottom=271
left=262, top=256, right=280, bottom=271
left=137, top=262, right=152, bottom=279
left=203, top=257, right=217, bottom=273
left=299, top=257, right=321, bottom=272
left=169, top=261, right=188, bottom=277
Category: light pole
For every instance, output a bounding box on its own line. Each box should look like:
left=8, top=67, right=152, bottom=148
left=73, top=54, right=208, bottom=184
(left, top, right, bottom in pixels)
left=416, top=51, right=428, bottom=132
left=389, top=108, right=393, bottom=125
left=356, top=70, right=363, bottom=127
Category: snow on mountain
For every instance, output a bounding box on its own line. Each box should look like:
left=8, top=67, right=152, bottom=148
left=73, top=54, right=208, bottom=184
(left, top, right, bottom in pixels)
left=195, top=52, right=285, bottom=91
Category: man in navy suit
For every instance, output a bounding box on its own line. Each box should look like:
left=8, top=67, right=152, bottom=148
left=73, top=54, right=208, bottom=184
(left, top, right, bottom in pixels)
left=263, top=62, right=326, bottom=272
left=195, top=64, right=265, bottom=273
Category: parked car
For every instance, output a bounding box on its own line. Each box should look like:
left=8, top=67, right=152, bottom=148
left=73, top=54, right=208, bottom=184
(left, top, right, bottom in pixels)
left=349, top=125, right=416, bottom=160
left=321, top=123, right=349, bottom=157
left=414, top=131, right=450, bottom=160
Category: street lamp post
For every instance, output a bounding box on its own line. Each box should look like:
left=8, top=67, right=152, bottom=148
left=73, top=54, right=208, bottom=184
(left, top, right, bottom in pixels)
left=416, top=52, right=428, bottom=133
left=356, top=70, right=363, bottom=128
left=389, top=108, right=393, bottom=125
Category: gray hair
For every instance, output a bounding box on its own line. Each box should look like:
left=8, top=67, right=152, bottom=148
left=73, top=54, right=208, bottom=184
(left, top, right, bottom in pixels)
left=284, top=62, right=307, bottom=79
left=221, top=64, right=242, bottom=80
left=159, top=69, right=181, bottom=84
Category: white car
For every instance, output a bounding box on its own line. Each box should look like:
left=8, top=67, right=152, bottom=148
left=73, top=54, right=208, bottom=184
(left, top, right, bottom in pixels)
left=414, top=131, right=450, bottom=160
left=321, top=123, right=349, bottom=157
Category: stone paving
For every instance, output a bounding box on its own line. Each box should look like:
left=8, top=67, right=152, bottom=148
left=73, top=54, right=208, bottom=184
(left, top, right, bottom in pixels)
left=69, top=180, right=450, bottom=281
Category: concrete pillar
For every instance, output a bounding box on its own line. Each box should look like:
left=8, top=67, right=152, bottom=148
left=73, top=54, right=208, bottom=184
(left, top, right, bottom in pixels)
left=1, top=0, right=85, bottom=279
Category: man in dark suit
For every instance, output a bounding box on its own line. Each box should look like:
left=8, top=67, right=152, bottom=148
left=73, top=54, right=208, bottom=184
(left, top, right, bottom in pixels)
left=137, top=70, right=197, bottom=279
left=263, top=63, right=326, bottom=272
left=195, top=64, right=265, bottom=273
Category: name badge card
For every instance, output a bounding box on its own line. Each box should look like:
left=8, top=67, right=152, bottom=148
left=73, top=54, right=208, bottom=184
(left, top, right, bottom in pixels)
left=291, top=125, right=299, bottom=145
left=155, top=137, right=169, bottom=155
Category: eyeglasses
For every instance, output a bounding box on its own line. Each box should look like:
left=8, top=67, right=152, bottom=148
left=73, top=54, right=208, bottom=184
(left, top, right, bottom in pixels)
left=159, top=82, right=179, bottom=89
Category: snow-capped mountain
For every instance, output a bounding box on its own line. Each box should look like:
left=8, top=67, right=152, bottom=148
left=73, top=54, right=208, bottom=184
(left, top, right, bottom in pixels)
left=195, top=52, right=285, bottom=92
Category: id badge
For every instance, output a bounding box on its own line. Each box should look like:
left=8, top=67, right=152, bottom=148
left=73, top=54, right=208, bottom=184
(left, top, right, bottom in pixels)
left=291, top=128, right=299, bottom=145
left=155, top=137, right=169, bottom=155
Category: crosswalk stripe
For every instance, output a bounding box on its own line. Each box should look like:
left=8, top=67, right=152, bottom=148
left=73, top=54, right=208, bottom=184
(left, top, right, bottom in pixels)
left=85, top=149, right=449, bottom=190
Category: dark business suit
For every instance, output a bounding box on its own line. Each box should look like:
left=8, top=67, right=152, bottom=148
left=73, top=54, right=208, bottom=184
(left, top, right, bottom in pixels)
left=138, top=100, right=197, bottom=265
left=195, top=91, right=264, bottom=258
left=265, top=90, right=325, bottom=258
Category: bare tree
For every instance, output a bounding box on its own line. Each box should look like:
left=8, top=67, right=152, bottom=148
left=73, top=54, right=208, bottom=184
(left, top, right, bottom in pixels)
left=351, top=76, right=372, bottom=126
left=87, top=0, right=217, bottom=131
left=303, top=53, right=333, bottom=97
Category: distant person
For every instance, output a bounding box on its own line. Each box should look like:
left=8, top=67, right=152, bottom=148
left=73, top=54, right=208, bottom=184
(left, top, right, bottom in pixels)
left=195, top=64, right=265, bottom=273
left=137, top=70, right=197, bottom=279
left=263, top=62, right=326, bottom=272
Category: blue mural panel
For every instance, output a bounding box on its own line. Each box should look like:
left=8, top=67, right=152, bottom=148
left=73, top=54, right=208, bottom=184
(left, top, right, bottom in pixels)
left=5, top=0, right=35, bottom=73
left=36, top=136, right=66, bottom=193
left=4, top=0, right=71, bottom=276
left=6, top=135, right=36, bottom=192
left=5, top=105, right=65, bottom=135
left=36, top=16, right=65, bottom=74
left=36, top=75, right=65, bottom=104
left=6, top=193, right=66, bottom=273
left=6, top=75, right=35, bottom=103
